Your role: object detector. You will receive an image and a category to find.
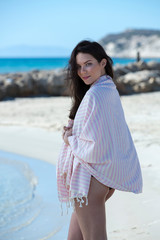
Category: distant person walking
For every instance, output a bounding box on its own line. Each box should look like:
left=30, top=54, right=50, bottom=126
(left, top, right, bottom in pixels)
left=57, top=40, right=143, bottom=240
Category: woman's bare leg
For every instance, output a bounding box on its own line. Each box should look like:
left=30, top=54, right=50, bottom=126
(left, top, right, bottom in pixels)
left=67, top=178, right=115, bottom=240
left=67, top=211, right=83, bottom=240
left=74, top=176, right=110, bottom=240
left=105, top=188, right=115, bottom=201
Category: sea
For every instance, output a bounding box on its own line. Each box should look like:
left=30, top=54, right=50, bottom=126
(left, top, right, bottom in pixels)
left=0, top=150, right=72, bottom=240
left=0, top=57, right=160, bottom=74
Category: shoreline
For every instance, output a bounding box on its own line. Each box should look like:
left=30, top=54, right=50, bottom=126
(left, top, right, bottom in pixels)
left=0, top=125, right=62, bottom=165
left=0, top=149, right=72, bottom=240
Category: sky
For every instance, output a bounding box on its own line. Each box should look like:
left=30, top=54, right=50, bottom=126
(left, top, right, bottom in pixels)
left=0, top=0, right=160, bottom=56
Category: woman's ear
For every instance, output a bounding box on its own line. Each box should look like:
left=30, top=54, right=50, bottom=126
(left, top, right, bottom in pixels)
left=101, top=58, right=107, bottom=68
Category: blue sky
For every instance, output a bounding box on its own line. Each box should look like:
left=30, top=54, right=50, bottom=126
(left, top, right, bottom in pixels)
left=0, top=0, right=160, bottom=56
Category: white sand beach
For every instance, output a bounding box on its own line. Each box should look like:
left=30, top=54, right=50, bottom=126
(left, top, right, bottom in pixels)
left=0, top=92, right=160, bottom=239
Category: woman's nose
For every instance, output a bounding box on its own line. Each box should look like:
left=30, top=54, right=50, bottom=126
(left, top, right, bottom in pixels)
left=80, top=65, right=86, bottom=73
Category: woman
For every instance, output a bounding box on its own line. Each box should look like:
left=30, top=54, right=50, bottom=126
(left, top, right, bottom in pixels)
left=57, top=40, right=143, bottom=240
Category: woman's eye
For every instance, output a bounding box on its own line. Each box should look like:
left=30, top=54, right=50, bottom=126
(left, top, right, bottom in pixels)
left=86, top=62, right=92, bottom=66
left=77, top=62, right=92, bottom=70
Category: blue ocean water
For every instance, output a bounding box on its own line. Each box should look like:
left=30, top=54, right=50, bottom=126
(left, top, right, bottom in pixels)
left=0, top=150, right=72, bottom=240
left=0, top=57, right=160, bottom=74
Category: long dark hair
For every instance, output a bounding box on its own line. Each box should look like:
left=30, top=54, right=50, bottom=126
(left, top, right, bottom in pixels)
left=67, top=40, right=114, bottom=120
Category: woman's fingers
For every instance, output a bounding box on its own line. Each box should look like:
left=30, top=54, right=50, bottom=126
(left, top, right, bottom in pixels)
left=63, top=126, right=72, bottom=130
left=67, top=128, right=72, bottom=136
left=63, top=126, right=72, bottom=134
left=63, top=128, right=72, bottom=138
left=62, top=128, right=71, bottom=136
left=62, top=126, right=73, bottom=140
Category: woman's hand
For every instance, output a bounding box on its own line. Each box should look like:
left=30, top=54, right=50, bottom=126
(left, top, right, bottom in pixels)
left=62, top=126, right=72, bottom=145
left=62, top=126, right=71, bottom=139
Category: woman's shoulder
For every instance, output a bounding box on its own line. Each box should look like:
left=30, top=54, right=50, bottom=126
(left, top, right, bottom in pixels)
left=84, top=81, right=121, bottom=111
left=87, top=81, right=117, bottom=99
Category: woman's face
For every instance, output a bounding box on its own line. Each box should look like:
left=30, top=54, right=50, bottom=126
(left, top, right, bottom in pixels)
left=76, top=53, right=107, bottom=85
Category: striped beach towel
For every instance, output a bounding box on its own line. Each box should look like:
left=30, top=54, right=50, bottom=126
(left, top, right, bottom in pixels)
left=56, top=74, right=143, bottom=210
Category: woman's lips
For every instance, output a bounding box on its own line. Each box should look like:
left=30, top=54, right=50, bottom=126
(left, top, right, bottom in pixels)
left=83, top=76, right=90, bottom=80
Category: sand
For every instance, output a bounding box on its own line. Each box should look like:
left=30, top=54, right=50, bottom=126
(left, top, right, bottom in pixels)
left=0, top=92, right=160, bottom=239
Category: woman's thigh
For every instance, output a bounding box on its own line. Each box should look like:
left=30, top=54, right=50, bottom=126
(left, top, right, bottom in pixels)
left=74, top=176, right=109, bottom=240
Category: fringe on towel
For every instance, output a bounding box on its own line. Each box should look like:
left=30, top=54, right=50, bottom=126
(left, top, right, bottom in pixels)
left=60, top=195, right=88, bottom=216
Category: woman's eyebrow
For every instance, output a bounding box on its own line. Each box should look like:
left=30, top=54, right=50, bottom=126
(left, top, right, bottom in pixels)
left=77, top=59, right=92, bottom=65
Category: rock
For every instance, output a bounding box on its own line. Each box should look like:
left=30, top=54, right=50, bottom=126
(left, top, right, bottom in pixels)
left=133, top=81, right=153, bottom=93
left=113, top=79, right=127, bottom=95
left=113, top=64, right=130, bottom=79
left=125, top=61, right=148, bottom=72
left=30, top=69, right=40, bottom=73
left=47, top=70, right=66, bottom=95
left=0, top=60, right=160, bottom=100
left=125, top=62, right=139, bottom=72
left=0, top=87, right=6, bottom=101
left=150, top=77, right=160, bottom=91
left=116, top=70, right=160, bottom=94
left=147, top=61, right=160, bottom=70
left=4, top=82, right=19, bottom=98
left=0, top=79, right=4, bottom=87
left=15, top=73, right=34, bottom=97
left=32, top=71, right=49, bottom=95
left=118, top=70, right=159, bottom=84
left=136, top=61, right=148, bottom=70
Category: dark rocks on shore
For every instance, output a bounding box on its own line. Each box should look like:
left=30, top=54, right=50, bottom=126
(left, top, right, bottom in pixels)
left=0, top=69, right=69, bottom=101
left=0, top=61, right=160, bottom=101
left=113, top=61, right=160, bottom=94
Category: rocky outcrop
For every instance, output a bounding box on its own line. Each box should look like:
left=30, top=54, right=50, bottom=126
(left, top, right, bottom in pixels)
left=115, top=70, right=160, bottom=94
left=99, top=29, right=160, bottom=58
left=0, top=69, right=69, bottom=101
left=113, top=61, right=160, bottom=94
left=0, top=61, right=160, bottom=100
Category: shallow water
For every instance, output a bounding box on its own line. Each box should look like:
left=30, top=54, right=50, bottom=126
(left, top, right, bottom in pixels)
left=0, top=150, right=72, bottom=240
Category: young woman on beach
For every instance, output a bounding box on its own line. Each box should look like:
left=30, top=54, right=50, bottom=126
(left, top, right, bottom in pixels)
left=57, top=40, right=143, bottom=240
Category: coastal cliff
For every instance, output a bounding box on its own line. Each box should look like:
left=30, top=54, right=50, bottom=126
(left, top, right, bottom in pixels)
left=99, top=29, right=160, bottom=58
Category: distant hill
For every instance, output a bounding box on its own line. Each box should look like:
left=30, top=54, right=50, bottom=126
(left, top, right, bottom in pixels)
left=99, top=29, right=160, bottom=58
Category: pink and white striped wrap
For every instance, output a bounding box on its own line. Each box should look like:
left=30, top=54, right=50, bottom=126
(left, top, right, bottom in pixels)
left=56, top=75, right=143, bottom=210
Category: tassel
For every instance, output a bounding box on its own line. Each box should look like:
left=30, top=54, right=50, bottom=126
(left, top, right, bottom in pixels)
left=76, top=196, right=85, bottom=207
left=66, top=203, right=68, bottom=214
left=61, top=202, right=63, bottom=216
left=85, top=196, right=88, bottom=206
